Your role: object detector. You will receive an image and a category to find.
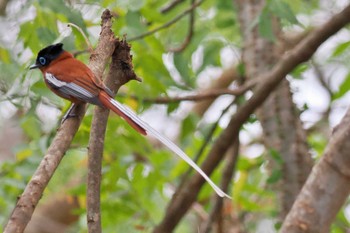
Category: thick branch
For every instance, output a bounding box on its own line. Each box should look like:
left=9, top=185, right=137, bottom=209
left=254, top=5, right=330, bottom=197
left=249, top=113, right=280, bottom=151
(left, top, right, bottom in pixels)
left=153, top=4, right=350, bottom=232
left=236, top=0, right=313, bottom=217
left=4, top=9, right=116, bottom=233
left=280, top=108, right=350, bottom=233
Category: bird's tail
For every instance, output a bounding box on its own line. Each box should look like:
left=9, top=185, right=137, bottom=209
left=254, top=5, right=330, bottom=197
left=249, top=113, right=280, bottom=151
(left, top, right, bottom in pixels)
left=98, top=91, right=230, bottom=198
left=99, top=91, right=147, bottom=135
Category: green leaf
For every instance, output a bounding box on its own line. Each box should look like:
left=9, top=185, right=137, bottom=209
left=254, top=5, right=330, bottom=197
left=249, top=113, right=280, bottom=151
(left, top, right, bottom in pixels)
left=268, top=149, right=283, bottom=165
left=269, top=0, right=300, bottom=25
left=36, top=27, right=57, bottom=45
left=19, top=21, right=40, bottom=49
left=180, top=114, right=198, bottom=140
left=202, top=40, right=223, bottom=69
left=20, top=115, right=41, bottom=140
left=173, top=53, right=194, bottom=87
left=0, top=47, right=11, bottom=64
left=333, top=73, right=350, bottom=101
left=291, top=63, right=309, bottom=79
left=332, top=41, right=350, bottom=57
left=258, top=8, right=275, bottom=41
left=167, top=102, right=180, bottom=114
left=123, top=11, right=147, bottom=37
left=267, top=169, right=282, bottom=184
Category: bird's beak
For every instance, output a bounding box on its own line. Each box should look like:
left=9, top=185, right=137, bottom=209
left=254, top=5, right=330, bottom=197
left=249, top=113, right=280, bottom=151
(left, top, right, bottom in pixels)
left=29, top=63, right=40, bottom=70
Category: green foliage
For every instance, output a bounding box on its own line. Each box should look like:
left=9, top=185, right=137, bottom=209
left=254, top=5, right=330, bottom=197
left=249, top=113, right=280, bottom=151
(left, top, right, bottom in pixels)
left=256, top=0, right=300, bottom=40
left=332, top=41, right=350, bottom=57
left=290, top=63, right=309, bottom=79
left=269, top=0, right=299, bottom=25
left=333, top=72, right=350, bottom=101
left=1, top=0, right=350, bottom=232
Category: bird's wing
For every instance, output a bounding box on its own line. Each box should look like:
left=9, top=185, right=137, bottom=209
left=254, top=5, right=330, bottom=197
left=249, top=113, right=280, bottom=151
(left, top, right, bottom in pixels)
left=44, top=72, right=101, bottom=105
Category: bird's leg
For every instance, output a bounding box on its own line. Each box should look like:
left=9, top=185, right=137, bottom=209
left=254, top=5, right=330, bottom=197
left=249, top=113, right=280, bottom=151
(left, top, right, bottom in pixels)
left=61, top=103, right=78, bottom=124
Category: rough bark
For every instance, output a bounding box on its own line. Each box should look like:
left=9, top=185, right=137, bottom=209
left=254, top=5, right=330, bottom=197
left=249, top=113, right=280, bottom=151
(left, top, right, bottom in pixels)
left=87, top=37, right=138, bottom=232
left=86, top=10, right=116, bottom=233
left=280, top=108, right=350, bottom=233
left=235, top=0, right=312, bottom=217
left=3, top=9, right=117, bottom=233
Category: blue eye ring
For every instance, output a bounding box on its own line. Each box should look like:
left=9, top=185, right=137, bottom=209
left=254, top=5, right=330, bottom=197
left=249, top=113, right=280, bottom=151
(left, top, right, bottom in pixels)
left=39, top=57, right=46, bottom=65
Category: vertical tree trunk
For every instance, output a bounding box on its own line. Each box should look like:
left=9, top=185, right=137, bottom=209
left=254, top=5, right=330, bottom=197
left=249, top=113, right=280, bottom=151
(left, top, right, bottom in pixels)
left=235, top=0, right=313, bottom=217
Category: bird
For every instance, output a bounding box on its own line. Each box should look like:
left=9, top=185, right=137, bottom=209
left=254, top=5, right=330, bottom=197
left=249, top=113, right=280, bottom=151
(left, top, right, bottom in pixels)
left=30, top=43, right=229, bottom=198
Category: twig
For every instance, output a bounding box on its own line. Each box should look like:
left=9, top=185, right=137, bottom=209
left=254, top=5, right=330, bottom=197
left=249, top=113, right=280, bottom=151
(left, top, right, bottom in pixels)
left=160, top=0, right=186, bottom=14
left=203, top=141, right=240, bottom=233
left=125, top=85, right=252, bottom=104
left=3, top=9, right=116, bottom=233
left=86, top=11, right=116, bottom=233
left=194, top=66, right=240, bottom=116
left=311, top=59, right=333, bottom=100
left=121, top=79, right=255, bottom=104
left=67, top=23, right=93, bottom=53
left=168, top=0, right=195, bottom=52
left=127, top=0, right=204, bottom=42
left=153, top=4, right=350, bottom=232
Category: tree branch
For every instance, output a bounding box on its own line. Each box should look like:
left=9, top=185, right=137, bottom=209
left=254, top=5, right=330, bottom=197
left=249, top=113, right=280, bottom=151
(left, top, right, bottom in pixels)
left=168, top=0, right=195, bottom=52
left=3, top=9, right=116, bottom=233
left=203, top=141, right=240, bottom=233
left=87, top=37, right=138, bottom=232
left=125, top=84, right=252, bottom=104
left=86, top=10, right=116, bottom=233
left=127, top=0, right=204, bottom=42
left=280, top=107, right=350, bottom=233
left=160, top=0, right=186, bottom=14
left=153, top=4, right=350, bottom=232
left=193, top=66, right=240, bottom=116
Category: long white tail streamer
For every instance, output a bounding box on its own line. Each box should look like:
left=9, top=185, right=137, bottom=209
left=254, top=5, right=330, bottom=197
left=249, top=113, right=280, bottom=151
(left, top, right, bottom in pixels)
left=109, top=97, right=231, bottom=198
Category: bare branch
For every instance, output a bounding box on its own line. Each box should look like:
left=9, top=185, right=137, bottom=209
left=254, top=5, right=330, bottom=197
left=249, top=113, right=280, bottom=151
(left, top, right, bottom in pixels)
left=3, top=9, right=117, bottom=233
left=67, top=23, right=93, bottom=53
left=126, top=84, right=252, bottom=104
left=280, top=107, right=350, bottom=233
left=86, top=10, right=116, bottom=233
left=160, top=0, right=186, bottom=14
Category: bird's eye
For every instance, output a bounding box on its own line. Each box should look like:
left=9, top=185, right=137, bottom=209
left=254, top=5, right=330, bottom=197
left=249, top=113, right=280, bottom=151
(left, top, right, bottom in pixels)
left=39, top=57, right=46, bottom=65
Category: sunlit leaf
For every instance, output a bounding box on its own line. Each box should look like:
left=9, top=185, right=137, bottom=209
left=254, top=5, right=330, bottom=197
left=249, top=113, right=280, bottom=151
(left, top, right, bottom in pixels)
left=333, top=73, right=350, bottom=101
left=332, top=40, right=350, bottom=57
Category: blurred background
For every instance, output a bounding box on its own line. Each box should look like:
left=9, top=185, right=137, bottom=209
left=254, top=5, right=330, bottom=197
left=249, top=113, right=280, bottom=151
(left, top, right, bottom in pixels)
left=1, top=0, right=350, bottom=232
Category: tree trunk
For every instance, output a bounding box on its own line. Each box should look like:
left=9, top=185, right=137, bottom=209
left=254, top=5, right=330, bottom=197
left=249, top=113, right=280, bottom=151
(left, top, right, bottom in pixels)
left=235, top=0, right=313, bottom=218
